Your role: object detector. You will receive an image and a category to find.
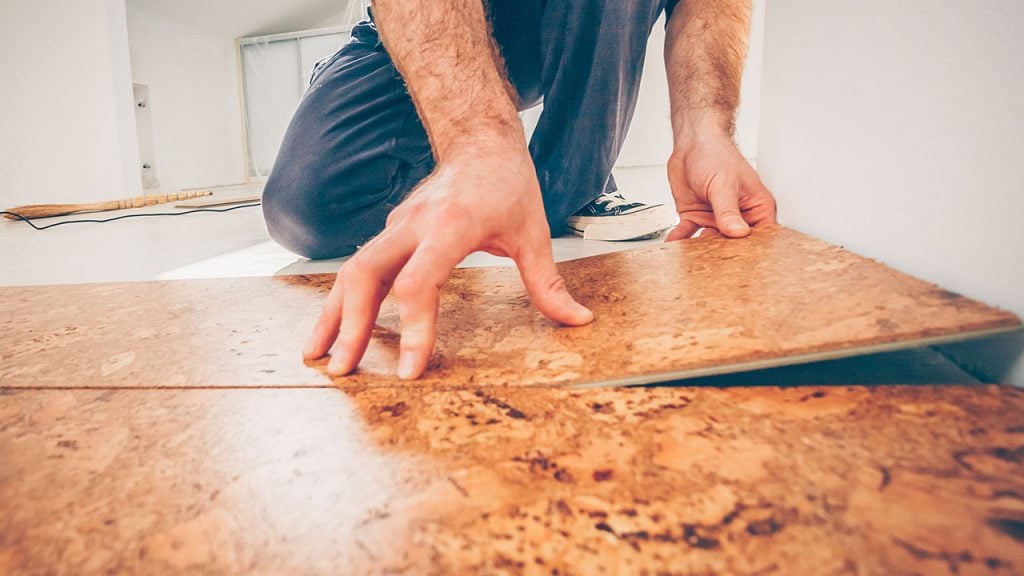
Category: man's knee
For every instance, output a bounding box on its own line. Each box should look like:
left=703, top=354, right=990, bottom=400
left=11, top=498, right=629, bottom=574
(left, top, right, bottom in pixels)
left=262, top=181, right=360, bottom=260
left=257, top=32, right=431, bottom=260
left=261, top=163, right=400, bottom=260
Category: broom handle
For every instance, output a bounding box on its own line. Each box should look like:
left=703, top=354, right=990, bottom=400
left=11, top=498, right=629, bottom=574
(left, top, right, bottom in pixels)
left=3, top=190, right=213, bottom=220
left=114, top=190, right=212, bottom=209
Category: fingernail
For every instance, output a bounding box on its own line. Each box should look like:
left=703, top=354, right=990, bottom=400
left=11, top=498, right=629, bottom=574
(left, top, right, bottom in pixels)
left=726, top=219, right=748, bottom=234
left=303, top=338, right=317, bottom=358
left=329, top=347, right=355, bottom=376
left=397, top=352, right=417, bottom=380
left=574, top=303, right=595, bottom=323
left=326, top=356, right=343, bottom=375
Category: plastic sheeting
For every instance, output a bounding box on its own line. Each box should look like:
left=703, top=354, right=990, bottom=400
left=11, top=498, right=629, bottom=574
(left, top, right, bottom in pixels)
left=239, top=2, right=367, bottom=177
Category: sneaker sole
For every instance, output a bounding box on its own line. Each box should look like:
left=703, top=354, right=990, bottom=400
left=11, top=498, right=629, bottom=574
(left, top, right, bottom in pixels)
left=567, top=205, right=678, bottom=241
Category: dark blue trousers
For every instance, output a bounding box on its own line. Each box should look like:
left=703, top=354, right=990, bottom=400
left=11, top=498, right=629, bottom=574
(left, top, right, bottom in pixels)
left=263, top=0, right=674, bottom=259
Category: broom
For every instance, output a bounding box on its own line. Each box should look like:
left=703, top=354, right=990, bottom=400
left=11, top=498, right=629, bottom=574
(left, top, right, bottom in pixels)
left=3, top=190, right=213, bottom=220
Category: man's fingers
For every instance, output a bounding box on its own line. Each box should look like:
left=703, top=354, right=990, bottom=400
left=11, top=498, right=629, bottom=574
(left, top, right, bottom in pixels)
left=669, top=182, right=715, bottom=242
left=747, top=181, right=778, bottom=227
left=513, top=238, right=594, bottom=327
left=392, top=240, right=468, bottom=380
left=304, top=271, right=345, bottom=360
left=326, top=265, right=392, bottom=376
left=326, top=232, right=416, bottom=376
left=707, top=177, right=751, bottom=238
left=665, top=220, right=701, bottom=242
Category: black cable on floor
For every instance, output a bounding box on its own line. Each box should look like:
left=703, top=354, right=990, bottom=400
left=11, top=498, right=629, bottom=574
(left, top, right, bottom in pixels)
left=0, top=203, right=261, bottom=231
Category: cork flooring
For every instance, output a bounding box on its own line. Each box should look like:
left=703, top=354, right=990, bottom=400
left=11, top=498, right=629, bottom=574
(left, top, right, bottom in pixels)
left=3, top=225, right=1024, bottom=575
left=0, top=226, right=1018, bottom=388
left=2, top=385, right=1023, bottom=575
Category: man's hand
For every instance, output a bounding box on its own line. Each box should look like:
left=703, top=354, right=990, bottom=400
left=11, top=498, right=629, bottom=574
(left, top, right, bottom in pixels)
left=304, top=151, right=593, bottom=380
left=303, top=0, right=593, bottom=380
left=665, top=133, right=776, bottom=240
left=664, top=0, right=777, bottom=240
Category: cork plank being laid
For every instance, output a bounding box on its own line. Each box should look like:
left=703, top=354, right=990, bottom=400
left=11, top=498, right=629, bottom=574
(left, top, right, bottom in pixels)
left=1, top=385, right=1022, bottom=575
left=0, top=226, right=1019, bottom=388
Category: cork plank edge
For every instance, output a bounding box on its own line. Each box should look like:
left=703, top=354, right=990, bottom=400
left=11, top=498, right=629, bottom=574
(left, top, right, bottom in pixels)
left=572, top=324, right=1024, bottom=390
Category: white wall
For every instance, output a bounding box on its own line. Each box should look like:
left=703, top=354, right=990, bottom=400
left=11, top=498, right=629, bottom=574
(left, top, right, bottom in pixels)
left=312, top=0, right=366, bottom=29
left=126, top=8, right=246, bottom=192
left=0, top=0, right=140, bottom=208
left=617, top=0, right=765, bottom=167
left=758, top=1, right=1024, bottom=384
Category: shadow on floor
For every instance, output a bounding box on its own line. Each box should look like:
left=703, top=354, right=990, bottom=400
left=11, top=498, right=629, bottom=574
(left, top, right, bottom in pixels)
left=649, top=346, right=982, bottom=387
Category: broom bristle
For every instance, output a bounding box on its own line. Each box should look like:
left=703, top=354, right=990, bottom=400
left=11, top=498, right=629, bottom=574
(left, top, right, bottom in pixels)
left=3, top=201, right=117, bottom=220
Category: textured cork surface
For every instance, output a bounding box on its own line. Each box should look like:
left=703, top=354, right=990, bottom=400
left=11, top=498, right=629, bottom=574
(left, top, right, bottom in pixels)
left=2, top=385, right=1022, bottom=575
left=0, top=226, right=1018, bottom=388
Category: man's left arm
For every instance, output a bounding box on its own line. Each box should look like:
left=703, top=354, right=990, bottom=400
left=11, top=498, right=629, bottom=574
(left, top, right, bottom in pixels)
left=663, top=0, right=776, bottom=240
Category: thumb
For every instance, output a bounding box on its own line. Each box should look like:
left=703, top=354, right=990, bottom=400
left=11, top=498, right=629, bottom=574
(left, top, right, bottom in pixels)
left=513, top=241, right=594, bottom=327
left=707, top=178, right=750, bottom=238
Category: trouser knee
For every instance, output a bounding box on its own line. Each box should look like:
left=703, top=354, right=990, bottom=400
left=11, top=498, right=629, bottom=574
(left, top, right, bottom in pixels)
left=261, top=29, right=432, bottom=260
left=261, top=150, right=422, bottom=260
left=262, top=180, right=376, bottom=261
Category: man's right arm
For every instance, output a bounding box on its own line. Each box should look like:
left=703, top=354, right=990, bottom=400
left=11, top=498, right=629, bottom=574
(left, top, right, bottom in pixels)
left=303, top=0, right=594, bottom=380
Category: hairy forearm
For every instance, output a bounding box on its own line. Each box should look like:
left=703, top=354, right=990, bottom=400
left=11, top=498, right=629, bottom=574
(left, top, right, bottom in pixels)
left=664, top=0, right=751, bottom=144
left=372, top=0, right=525, bottom=163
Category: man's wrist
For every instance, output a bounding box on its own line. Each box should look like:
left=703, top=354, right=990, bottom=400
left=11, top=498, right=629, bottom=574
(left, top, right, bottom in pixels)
left=434, top=118, right=530, bottom=166
left=674, top=111, right=735, bottom=154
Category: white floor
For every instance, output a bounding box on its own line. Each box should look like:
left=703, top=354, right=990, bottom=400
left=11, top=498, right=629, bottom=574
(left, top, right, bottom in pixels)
left=0, top=167, right=674, bottom=287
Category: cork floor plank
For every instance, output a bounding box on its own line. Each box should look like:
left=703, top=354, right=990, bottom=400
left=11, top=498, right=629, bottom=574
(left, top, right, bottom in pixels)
left=1, top=385, right=1022, bottom=575
left=0, top=226, right=1018, bottom=388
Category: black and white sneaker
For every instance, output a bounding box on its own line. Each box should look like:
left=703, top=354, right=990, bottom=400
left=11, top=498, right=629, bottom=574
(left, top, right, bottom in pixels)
left=566, top=191, right=678, bottom=241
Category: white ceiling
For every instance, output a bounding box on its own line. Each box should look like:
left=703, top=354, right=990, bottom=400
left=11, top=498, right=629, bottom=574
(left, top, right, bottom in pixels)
left=125, top=0, right=363, bottom=39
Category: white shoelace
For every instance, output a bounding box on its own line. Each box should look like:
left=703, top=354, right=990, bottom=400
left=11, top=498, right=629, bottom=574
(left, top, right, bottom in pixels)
left=594, top=191, right=631, bottom=210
